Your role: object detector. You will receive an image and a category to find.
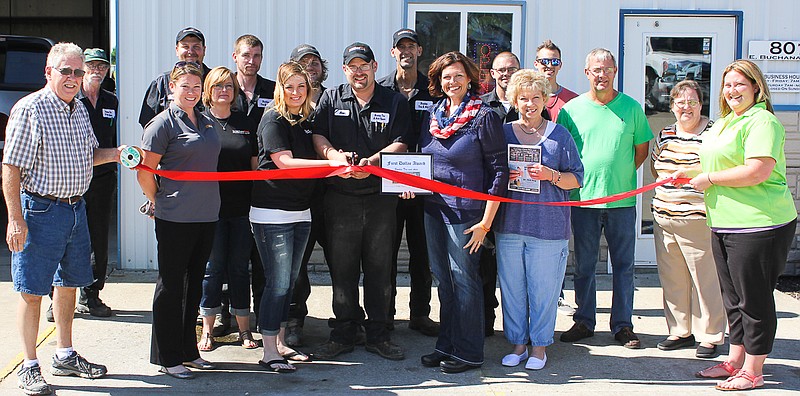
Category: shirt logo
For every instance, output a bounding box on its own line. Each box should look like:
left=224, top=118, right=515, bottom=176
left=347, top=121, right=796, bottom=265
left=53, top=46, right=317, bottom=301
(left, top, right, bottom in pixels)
left=334, top=109, right=350, bottom=117
left=415, top=100, right=433, bottom=111
left=304, top=129, right=312, bottom=135
left=102, top=108, right=116, bottom=118
left=258, top=98, right=272, bottom=108
left=232, top=129, right=250, bottom=135
left=370, top=112, right=390, bottom=123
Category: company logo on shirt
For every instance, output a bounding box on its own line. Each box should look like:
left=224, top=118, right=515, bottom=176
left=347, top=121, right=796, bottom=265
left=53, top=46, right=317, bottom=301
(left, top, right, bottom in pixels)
left=232, top=129, right=250, bottom=135
left=304, top=129, right=312, bottom=135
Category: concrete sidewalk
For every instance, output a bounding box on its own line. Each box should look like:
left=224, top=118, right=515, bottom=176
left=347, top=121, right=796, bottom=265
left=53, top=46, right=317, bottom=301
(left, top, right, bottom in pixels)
left=1, top=268, right=799, bottom=395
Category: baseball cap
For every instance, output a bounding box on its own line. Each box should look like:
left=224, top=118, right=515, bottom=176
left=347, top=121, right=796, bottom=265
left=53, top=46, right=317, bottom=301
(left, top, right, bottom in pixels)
left=392, top=29, right=419, bottom=47
left=176, top=27, right=205, bottom=45
left=290, top=44, right=322, bottom=62
left=84, top=48, right=109, bottom=64
left=343, top=42, right=375, bottom=65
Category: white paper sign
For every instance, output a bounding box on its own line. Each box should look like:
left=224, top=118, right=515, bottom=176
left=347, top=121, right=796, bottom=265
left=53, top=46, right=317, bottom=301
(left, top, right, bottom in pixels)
left=765, top=73, right=800, bottom=93
left=748, top=40, right=800, bottom=61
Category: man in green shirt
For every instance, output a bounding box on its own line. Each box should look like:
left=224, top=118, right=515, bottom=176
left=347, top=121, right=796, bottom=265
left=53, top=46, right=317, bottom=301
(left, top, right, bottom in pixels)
left=556, top=48, right=652, bottom=349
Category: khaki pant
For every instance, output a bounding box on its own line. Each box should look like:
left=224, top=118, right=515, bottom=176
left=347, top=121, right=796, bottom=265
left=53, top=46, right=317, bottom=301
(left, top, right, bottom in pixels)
left=653, top=216, right=725, bottom=344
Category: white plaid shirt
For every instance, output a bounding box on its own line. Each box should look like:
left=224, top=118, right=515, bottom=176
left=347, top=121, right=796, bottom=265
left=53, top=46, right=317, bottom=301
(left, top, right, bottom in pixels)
left=2, top=87, right=98, bottom=197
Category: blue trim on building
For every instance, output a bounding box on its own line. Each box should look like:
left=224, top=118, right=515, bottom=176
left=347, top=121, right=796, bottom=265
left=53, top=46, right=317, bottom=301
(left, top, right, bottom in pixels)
left=775, top=105, right=800, bottom=112
left=403, top=0, right=527, bottom=63
left=617, top=9, right=744, bottom=93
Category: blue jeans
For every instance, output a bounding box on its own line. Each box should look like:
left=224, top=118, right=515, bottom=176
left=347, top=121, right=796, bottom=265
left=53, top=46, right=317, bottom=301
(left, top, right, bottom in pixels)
left=200, top=216, right=253, bottom=316
left=496, top=233, right=568, bottom=346
left=424, top=212, right=484, bottom=365
left=12, top=192, right=93, bottom=296
left=571, top=206, right=636, bottom=334
left=252, top=221, right=311, bottom=336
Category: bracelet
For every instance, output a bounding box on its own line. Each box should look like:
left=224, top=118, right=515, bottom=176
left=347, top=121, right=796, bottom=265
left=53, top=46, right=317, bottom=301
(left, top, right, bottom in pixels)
left=479, top=223, right=490, bottom=233
left=707, top=173, right=714, bottom=185
left=550, top=170, right=562, bottom=185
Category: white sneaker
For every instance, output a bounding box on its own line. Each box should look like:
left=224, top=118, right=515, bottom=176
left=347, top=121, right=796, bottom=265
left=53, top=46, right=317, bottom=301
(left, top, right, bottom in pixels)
left=557, top=298, right=576, bottom=316
left=525, top=353, right=547, bottom=370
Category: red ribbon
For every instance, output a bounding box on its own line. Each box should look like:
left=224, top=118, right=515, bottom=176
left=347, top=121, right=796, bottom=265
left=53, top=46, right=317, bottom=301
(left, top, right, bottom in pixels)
left=135, top=164, right=689, bottom=207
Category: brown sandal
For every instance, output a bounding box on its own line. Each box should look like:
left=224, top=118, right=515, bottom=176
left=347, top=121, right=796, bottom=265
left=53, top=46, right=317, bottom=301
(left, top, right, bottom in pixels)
left=198, top=332, right=214, bottom=351
left=239, top=330, right=258, bottom=349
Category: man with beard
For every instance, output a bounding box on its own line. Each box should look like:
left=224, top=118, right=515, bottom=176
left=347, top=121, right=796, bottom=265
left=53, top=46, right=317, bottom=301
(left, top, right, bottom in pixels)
left=290, top=44, right=329, bottom=106
left=312, top=42, right=411, bottom=361
left=139, top=27, right=211, bottom=127
left=377, top=28, right=438, bottom=337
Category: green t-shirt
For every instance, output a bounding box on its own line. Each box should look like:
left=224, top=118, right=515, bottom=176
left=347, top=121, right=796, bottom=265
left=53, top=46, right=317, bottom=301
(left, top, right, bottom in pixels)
left=557, top=92, right=653, bottom=208
left=699, top=102, right=797, bottom=228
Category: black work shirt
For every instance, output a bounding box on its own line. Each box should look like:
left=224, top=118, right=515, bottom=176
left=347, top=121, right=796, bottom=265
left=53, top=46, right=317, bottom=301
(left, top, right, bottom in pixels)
left=138, top=62, right=212, bottom=128
left=312, top=83, right=411, bottom=195
left=203, top=109, right=257, bottom=219
left=377, top=71, right=436, bottom=151
left=235, top=74, right=276, bottom=128
left=252, top=109, right=319, bottom=211
left=77, top=88, right=118, bottom=176
left=481, top=88, right=551, bottom=122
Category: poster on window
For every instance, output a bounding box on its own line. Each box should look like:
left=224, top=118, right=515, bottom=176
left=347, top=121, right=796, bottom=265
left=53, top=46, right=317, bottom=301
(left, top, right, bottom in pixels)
left=507, top=144, right=541, bottom=194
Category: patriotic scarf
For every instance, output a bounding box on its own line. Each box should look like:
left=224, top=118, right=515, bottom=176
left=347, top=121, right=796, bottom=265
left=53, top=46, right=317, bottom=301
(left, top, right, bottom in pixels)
left=429, top=95, right=482, bottom=139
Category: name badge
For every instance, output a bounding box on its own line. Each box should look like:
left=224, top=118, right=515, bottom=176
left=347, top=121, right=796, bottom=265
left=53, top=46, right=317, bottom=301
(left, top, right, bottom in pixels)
left=370, top=112, right=390, bottom=123
left=334, top=109, right=350, bottom=117
left=102, top=109, right=116, bottom=118
left=415, top=100, right=433, bottom=111
left=258, top=98, right=272, bottom=108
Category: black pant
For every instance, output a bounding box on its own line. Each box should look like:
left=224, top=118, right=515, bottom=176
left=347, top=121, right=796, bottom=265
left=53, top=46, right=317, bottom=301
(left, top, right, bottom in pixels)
left=150, top=219, right=215, bottom=367
left=83, top=171, right=116, bottom=292
left=479, top=231, right=499, bottom=325
left=390, top=196, right=432, bottom=318
left=712, top=218, right=796, bottom=355
left=324, top=190, right=396, bottom=345
left=287, top=189, right=328, bottom=326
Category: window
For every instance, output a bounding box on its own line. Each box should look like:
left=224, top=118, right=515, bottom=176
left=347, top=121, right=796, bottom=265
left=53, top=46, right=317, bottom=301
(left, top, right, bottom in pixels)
left=408, top=2, right=523, bottom=94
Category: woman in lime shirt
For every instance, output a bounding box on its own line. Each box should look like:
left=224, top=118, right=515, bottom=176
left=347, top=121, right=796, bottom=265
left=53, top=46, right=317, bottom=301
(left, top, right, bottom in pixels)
left=679, top=60, right=796, bottom=391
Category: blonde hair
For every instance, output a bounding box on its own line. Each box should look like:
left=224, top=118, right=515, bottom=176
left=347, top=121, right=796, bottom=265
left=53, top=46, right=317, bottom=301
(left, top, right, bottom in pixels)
left=719, top=59, right=773, bottom=117
left=270, top=62, right=313, bottom=125
left=202, top=66, right=240, bottom=107
left=507, top=69, right=552, bottom=108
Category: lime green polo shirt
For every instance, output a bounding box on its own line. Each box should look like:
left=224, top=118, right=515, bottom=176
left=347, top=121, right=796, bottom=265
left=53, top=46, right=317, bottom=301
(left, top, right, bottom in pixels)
left=700, top=102, right=797, bottom=228
left=557, top=92, right=653, bottom=208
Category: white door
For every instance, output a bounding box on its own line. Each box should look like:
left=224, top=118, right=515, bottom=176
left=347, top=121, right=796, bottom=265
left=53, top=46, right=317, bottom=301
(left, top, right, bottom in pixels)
left=621, top=14, right=738, bottom=266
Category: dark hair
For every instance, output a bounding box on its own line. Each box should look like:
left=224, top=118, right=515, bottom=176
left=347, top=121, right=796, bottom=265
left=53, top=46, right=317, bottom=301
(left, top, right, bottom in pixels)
left=536, top=39, right=562, bottom=57
left=427, top=51, right=480, bottom=97
left=669, top=80, right=703, bottom=108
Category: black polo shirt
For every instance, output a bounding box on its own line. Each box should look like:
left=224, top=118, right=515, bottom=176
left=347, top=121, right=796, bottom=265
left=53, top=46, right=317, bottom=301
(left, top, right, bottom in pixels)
left=377, top=70, right=436, bottom=151
left=138, top=62, right=212, bottom=128
left=235, top=74, right=277, bottom=128
left=312, top=83, right=411, bottom=195
left=77, top=88, right=118, bottom=176
left=481, top=88, right=551, bottom=123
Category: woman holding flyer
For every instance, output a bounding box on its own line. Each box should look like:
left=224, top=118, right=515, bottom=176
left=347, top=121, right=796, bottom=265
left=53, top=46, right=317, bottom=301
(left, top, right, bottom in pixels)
left=495, top=69, right=583, bottom=370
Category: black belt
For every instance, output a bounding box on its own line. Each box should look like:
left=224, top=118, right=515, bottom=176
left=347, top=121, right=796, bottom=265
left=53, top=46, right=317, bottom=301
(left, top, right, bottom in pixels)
left=25, top=190, right=82, bottom=205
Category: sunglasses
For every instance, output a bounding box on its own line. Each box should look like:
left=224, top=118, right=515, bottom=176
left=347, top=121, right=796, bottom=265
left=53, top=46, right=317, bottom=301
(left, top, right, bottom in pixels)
left=174, top=61, right=201, bottom=69
left=53, top=67, right=86, bottom=78
left=536, top=58, right=562, bottom=67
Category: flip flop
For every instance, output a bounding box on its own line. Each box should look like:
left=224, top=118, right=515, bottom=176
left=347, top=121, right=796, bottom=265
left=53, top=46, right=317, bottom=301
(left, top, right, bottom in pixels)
left=258, top=359, right=296, bottom=373
left=714, top=369, right=764, bottom=391
left=695, top=361, right=739, bottom=379
left=282, top=350, right=312, bottom=362
left=197, top=332, right=214, bottom=352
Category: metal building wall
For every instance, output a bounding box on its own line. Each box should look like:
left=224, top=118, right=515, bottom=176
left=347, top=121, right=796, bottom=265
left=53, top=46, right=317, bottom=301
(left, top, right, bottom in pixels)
left=117, top=0, right=800, bottom=270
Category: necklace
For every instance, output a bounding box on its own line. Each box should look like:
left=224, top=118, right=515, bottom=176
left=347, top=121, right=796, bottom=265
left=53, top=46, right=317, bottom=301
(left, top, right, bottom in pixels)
left=519, top=117, right=546, bottom=135
left=217, top=118, right=229, bottom=130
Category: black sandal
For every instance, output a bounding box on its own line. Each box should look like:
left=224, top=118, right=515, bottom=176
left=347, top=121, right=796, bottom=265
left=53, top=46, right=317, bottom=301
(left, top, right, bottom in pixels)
left=239, top=330, right=258, bottom=349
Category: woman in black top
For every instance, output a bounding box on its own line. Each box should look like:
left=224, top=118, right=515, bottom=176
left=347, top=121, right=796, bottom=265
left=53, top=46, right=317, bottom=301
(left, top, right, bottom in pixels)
left=251, top=62, right=346, bottom=372
left=198, top=67, right=259, bottom=351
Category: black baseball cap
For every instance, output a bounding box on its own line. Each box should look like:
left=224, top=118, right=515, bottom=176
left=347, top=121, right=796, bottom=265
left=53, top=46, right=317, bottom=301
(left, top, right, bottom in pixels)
left=392, top=28, right=419, bottom=47
left=176, top=27, right=205, bottom=45
left=343, top=42, right=375, bottom=65
left=290, top=44, right=321, bottom=62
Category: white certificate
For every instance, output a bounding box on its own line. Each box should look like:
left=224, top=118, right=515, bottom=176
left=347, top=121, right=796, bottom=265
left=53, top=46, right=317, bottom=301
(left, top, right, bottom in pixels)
left=380, top=152, right=433, bottom=195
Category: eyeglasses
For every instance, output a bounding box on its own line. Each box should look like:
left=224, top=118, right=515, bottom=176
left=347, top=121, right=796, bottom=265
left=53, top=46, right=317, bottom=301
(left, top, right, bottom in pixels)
left=588, top=67, right=615, bottom=76
left=536, top=58, right=562, bottom=67
left=492, top=67, right=519, bottom=75
left=174, top=61, right=201, bottom=69
left=674, top=99, right=700, bottom=108
left=53, top=67, right=85, bottom=78
left=346, top=63, right=373, bottom=73
left=212, top=83, right=235, bottom=91
left=85, top=63, right=109, bottom=71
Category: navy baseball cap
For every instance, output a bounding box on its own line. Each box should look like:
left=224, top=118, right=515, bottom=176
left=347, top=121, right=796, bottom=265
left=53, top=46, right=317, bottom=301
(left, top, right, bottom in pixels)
left=176, top=27, right=205, bottom=45
left=392, top=29, right=419, bottom=47
left=291, top=44, right=322, bottom=62
left=343, top=42, right=375, bottom=65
